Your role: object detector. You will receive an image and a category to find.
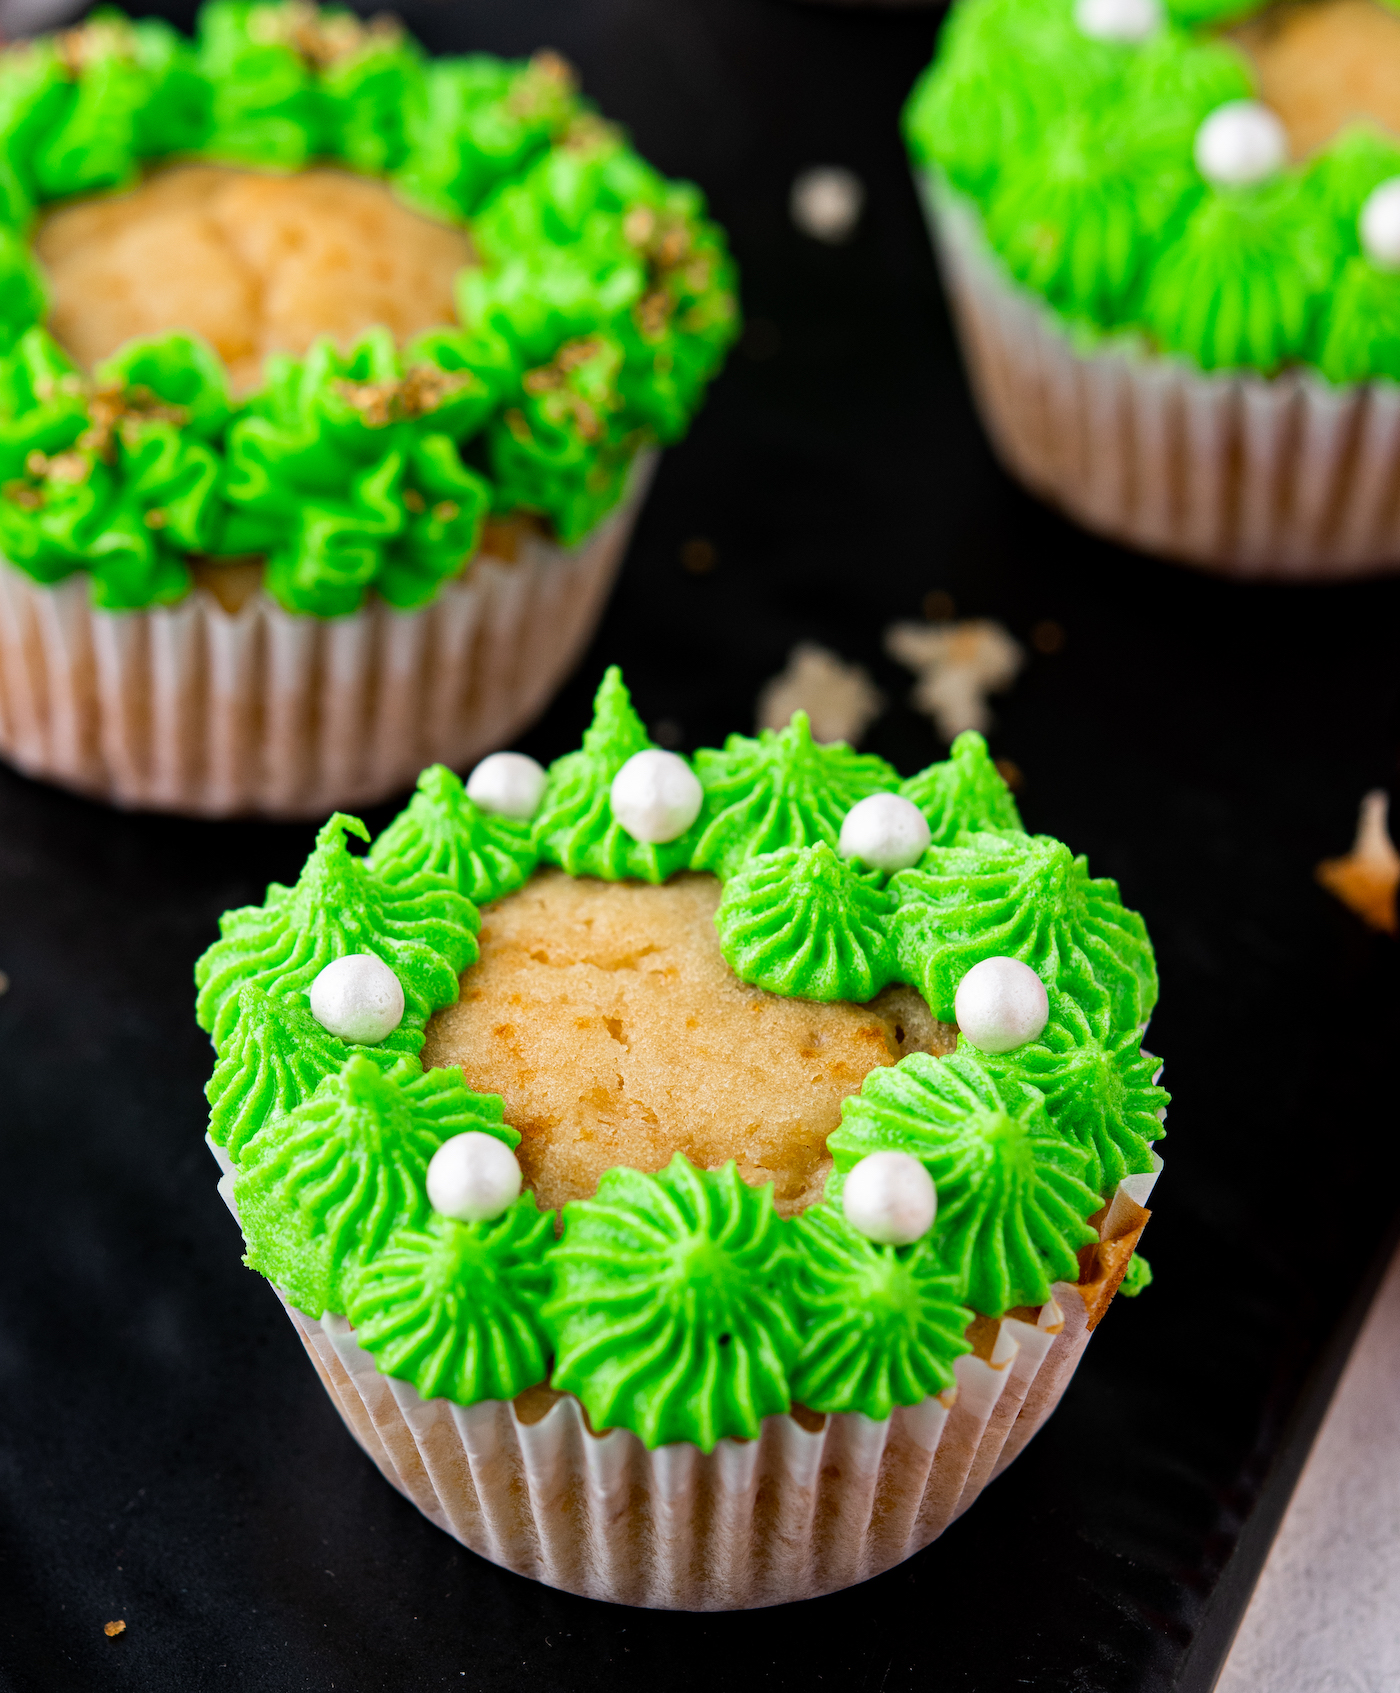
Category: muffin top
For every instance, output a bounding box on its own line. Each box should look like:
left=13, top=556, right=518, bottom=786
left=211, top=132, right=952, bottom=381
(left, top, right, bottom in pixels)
left=195, top=669, right=1166, bottom=1452
left=906, top=0, right=1400, bottom=383
left=0, top=3, right=738, bottom=615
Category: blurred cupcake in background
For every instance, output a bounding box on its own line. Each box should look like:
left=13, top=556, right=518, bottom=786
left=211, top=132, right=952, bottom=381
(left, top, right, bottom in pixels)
left=0, top=3, right=738, bottom=815
left=906, top=0, right=1400, bottom=578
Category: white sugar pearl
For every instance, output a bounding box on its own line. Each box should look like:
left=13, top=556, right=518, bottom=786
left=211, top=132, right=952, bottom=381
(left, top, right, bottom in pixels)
left=466, top=751, right=547, bottom=820
left=843, top=1151, right=937, bottom=1247
left=609, top=748, right=703, bottom=843
left=1074, top=0, right=1162, bottom=43
left=954, top=956, right=1049, bottom=1053
left=838, top=792, right=932, bottom=872
left=1193, top=101, right=1288, bottom=189
left=427, top=1131, right=522, bottom=1223
left=1360, top=177, right=1400, bottom=270
left=308, top=953, right=404, bottom=1045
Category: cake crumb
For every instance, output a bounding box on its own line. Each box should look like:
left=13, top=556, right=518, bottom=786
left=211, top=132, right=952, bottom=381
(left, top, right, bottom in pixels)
left=756, top=642, right=884, bottom=746
left=1317, top=789, right=1399, bottom=935
left=885, top=617, right=1024, bottom=741
left=103, top=1620, right=126, bottom=1638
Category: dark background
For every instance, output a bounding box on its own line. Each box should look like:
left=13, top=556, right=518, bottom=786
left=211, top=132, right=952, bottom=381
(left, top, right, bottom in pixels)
left=3, top=0, right=1400, bottom=1688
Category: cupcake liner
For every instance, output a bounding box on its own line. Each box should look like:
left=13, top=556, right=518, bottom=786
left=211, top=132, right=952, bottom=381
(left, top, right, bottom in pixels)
left=0, top=453, right=655, bottom=818
left=920, top=174, right=1400, bottom=580
left=211, top=1144, right=1151, bottom=1609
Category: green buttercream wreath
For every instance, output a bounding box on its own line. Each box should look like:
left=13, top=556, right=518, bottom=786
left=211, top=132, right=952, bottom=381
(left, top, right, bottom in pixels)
left=198, top=667, right=1162, bottom=1447
left=906, top=0, right=1400, bottom=380
left=0, top=2, right=739, bottom=613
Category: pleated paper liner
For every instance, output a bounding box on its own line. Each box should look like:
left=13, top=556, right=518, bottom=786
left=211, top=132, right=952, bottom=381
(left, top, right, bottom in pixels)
left=921, top=173, right=1400, bottom=580
left=212, top=1141, right=1153, bottom=1611
left=0, top=453, right=655, bottom=819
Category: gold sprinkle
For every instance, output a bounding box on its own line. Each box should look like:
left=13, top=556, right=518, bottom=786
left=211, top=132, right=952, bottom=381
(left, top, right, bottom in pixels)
left=403, top=489, right=426, bottom=514
left=144, top=508, right=168, bottom=530
left=1317, top=790, right=1400, bottom=936
left=24, top=450, right=48, bottom=479
left=680, top=537, right=716, bottom=575
left=103, top=1620, right=126, bottom=1639
left=3, top=482, right=43, bottom=511
left=433, top=501, right=459, bottom=523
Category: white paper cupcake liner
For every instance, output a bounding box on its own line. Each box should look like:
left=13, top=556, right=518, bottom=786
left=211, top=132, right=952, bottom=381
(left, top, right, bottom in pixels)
left=0, top=453, right=655, bottom=818
left=921, top=173, right=1400, bottom=580
left=211, top=1143, right=1152, bottom=1609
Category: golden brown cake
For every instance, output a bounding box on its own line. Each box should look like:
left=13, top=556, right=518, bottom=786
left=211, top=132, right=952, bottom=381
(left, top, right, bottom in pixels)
left=421, top=869, right=954, bottom=1214
left=1234, top=0, right=1400, bottom=159
left=35, top=163, right=474, bottom=394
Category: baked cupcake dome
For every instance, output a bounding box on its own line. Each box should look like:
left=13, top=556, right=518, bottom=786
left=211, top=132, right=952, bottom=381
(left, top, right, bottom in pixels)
left=905, top=0, right=1400, bottom=381
left=196, top=668, right=1165, bottom=1455
left=0, top=3, right=738, bottom=616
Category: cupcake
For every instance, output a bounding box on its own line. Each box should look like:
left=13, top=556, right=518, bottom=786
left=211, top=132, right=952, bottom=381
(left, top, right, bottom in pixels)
left=0, top=5, right=738, bottom=815
left=195, top=668, right=1165, bottom=1609
left=905, top=0, right=1400, bottom=577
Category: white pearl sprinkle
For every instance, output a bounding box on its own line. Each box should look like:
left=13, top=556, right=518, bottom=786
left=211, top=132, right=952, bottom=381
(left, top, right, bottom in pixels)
left=308, top=953, right=405, bottom=1045
left=466, top=751, right=548, bottom=821
left=426, top=1131, right=523, bottom=1223
left=954, top=956, right=1049, bottom=1054
left=838, top=792, right=932, bottom=872
left=789, top=166, right=866, bottom=244
left=1074, top=0, right=1162, bottom=43
left=843, top=1152, right=937, bottom=1246
left=1193, top=101, right=1288, bottom=189
left=1360, top=177, right=1400, bottom=270
left=609, top=748, right=703, bottom=844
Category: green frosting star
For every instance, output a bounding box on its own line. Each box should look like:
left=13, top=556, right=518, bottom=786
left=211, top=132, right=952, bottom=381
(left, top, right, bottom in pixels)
left=546, top=1155, right=798, bottom=1451
left=533, top=666, right=698, bottom=882
left=206, top=981, right=424, bottom=1160
left=220, top=328, right=494, bottom=616
left=1141, top=177, right=1334, bottom=374
left=899, top=729, right=1022, bottom=847
left=194, top=812, right=479, bottom=1050
left=713, top=842, right=897, bottom=1002
left=367, top=764, right=538, bottom=907
left=1118, top=1252, right=1153, bottom=1296
left=235, top=1052, right=517, bottom=1318
left=346, top=1200, right=554, bottom=1405
left=789, top=1203, right=971, bottom=1420
left=975, top=990, right=1168, bottom=1194
left=828, top=1051, right=1100, bottom=1316
left=484, top=334, right=641, bottom=547
left=0, top=327, right=228, bottom=609
left=690, top=711, right=899, bottom=882
left=891, top=829, right=1158, bottom=1036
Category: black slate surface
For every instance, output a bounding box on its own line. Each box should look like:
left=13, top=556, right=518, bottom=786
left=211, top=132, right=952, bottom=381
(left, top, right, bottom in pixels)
left=3, top=1, right=1400, bottom=1689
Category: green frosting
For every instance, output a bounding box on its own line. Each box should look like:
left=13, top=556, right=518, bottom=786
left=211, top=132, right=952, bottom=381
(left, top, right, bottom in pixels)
left=367, top=764, right=538, bottom=907
left=546, top=1155, right=798, bottom=1451
left=899, top=729, right=1022, bottom=846
left=713, top=843, right=897, bottom=1002
left=789, top=1203, right=971, bottom=1420
left=206, top=981, right=423, bottom=1160
left=907, top=0, right=1400, bottom=381
left=976, top=991, right=1168, bottom=1193
left=219, top=330, right=494, bottom=616
left=235, top=1051, right=515, bottom=1318
left=0, top=3, right=738, bottom=613
left=0, top=329, right=228, bottom=609
left=345, top=1200, right=554, bottom=1404
left=194, top=812, right=479, bottom=1049
left=484, top=333, right=640, bottom=547
left=1119, top=1252, right=1153, bottom=1295
left=891, top=829, right=1158, bottom=1035
left=1142, top=178, right=1332, bottom=373
left=533, top=666, right=699, bottom=882
left=828, top=1051, right=1100, bottom=1316
left=690, top=712, right=898, bottom=881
